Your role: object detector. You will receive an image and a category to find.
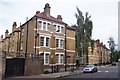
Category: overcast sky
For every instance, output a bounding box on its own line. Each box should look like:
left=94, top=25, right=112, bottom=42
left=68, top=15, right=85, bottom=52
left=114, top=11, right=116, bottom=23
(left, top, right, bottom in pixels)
left=0, top=0, right=119, bottom=49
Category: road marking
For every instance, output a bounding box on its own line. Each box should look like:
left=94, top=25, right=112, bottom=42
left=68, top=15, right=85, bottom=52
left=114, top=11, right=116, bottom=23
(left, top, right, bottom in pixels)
left=105, top=71, right=109, bottom=72
left=98, top=71, right=101, bottom=72
left=98, top=71, right=109, bottom=72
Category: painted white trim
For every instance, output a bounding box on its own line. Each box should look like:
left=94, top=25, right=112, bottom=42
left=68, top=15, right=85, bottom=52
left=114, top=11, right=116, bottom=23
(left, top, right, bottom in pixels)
left=50, top=48, right=56, bottom=50
left=66, top=37, right=75, bottom=40
left=66, top=50, right=75, bottom=52
left=55, top=52, right=64, bottom=64
left=44, top=52, right=50, bottom=65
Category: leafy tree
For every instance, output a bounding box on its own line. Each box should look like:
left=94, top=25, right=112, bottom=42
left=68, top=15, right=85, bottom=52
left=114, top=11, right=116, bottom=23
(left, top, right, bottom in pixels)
left=107, top=37, right=116, bottom=62
left=73, top=7, right=93, bottom=64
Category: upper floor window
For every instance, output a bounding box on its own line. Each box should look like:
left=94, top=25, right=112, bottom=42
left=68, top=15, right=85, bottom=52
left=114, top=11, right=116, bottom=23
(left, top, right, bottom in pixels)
left=56, top=26, right=60, bottom=32
left=38, top=21, right=42, bottom=30
left=40, top=36, right=50, bottom=47
left=40, top=37, right=44, bottom=46
left=56, top=39, right=59, bottom=48
left=47, top=23, right=50, bottom=31
left=61, top=27, right=64, bottom=33
left=46, top=37, right=49, bottom=47
left=56, top=39, right=64, bottom=49
left=60, top=40, right=63, bottom=48
left=43, top=22, right=46, bottom=30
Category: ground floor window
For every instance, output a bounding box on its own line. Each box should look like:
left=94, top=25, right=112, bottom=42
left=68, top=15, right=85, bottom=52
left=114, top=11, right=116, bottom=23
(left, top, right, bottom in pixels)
left=55, top=53, right=64, bottom=64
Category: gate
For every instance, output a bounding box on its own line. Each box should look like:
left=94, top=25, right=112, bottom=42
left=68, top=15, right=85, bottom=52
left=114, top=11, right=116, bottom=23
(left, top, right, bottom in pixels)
left=5, top=58, right=25, bottom=77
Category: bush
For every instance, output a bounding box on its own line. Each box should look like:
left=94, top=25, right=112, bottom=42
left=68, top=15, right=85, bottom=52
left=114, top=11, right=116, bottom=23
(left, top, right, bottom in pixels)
left=44, top=70, right=49, bottom=74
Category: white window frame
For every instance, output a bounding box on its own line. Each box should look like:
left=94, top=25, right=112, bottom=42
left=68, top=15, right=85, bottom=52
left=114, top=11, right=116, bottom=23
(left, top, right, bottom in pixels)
left=37, top=19, right=51, bottom=31
left=37, top=21, right=42, bottom=30
left=56, top=38, right=64, bottom=49
left=53, top=23, right=65, bottom=34
left=47, top=23, right=50, bottom=31
left=55, top=53, right=64, bottom=64
left=40, top=35, right=50, bottom=48
left=44, top=52, right=50, bottom=65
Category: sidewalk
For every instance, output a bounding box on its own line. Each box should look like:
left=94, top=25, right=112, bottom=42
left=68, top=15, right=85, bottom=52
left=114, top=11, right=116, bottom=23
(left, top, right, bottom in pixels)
left=11, top=69, right=83, bottom=78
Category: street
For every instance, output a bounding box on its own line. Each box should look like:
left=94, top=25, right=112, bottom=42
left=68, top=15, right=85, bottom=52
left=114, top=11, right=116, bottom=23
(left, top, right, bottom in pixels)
left=64, top=64, right=118, bottom=79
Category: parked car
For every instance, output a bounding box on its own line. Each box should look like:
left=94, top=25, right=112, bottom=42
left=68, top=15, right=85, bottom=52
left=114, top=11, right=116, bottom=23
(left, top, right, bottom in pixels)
left=111, top=62, right=116, bottom=66
left=83, top=64, right=97, bottom=73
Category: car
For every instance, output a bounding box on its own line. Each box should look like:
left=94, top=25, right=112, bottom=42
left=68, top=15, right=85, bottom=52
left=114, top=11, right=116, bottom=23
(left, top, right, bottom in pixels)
left=83, top=64, right=97, bottom=73
left=111, top=62, right=116, bottom=66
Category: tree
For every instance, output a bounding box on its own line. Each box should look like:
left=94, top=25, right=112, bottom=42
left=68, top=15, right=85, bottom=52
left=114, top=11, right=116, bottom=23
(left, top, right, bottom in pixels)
left=107, top=37, right=116, bottom=62
left=73, top=7, right=93, bottom=65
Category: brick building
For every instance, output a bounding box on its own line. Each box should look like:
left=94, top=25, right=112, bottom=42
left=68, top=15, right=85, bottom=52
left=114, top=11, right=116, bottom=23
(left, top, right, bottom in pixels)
left=88, top=39, right=110, bottom=65
left=0, top=3, right=76, bottom=75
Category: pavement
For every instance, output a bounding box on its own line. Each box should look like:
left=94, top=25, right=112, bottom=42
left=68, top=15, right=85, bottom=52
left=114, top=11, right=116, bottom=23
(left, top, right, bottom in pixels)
left=11, top=69, right=83, bottom=78
left=3, top=64, right=112, bottom=79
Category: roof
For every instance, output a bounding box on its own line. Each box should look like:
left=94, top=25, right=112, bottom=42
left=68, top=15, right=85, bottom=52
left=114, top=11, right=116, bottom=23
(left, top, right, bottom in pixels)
left=66, top=26, right=76, bottom=31
left=34, top=12, right=66, bottom=25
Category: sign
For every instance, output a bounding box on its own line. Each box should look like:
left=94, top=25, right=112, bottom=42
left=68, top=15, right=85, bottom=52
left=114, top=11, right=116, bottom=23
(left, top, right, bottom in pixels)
left=51, top=55, right=53, bottom=58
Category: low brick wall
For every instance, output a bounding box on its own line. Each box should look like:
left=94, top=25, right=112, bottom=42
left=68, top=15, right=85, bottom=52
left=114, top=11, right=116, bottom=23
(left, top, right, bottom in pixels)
left=24, top=58, right=43, bottom=76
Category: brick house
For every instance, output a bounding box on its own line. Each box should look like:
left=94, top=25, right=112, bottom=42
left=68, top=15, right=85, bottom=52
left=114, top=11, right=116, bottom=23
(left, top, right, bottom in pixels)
left=0, top=3, right=76, bottom=75
left=88, top=39, right=110, bottom=65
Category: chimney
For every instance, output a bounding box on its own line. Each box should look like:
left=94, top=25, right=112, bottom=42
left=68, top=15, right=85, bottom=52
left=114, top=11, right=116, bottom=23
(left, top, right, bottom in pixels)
left=5, top=29, right=9, bottom=38
left=36, top=11, right=40, bottom=14
left=57, top=15, right=62, bottom=21
left=44, top=3, right=51, bottom=16
left=12, top=22, right=17, bottom=32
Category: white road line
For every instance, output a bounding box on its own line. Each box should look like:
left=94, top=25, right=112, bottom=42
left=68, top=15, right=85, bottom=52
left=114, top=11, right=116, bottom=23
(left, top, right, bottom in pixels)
left=98, top=71, right=101, bottom=72
left=105, top=71, right=109, bottom=72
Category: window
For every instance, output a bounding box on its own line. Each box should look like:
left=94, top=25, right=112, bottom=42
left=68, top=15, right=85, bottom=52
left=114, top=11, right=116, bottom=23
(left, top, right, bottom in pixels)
left=40, top=37, right=50, bottom=47
left=45, top=54, right=49, bottom=64
left=38, top=21, right=42, bottom=30
left=56, top=39, right=59, bottom=47
left=60, top=54, right=64, bottom=64
left=55, top=54, right=59, bottom=63
left=60, top=40, right=63, bottom=48
left=54, top=25, right=56, bottom=32
left=47, top=23, right=50, bottom=31
left=43, top=22, right=46, bottom=30
left=40, top=37, right=44, bottom=46
left=57, top=26, right=60, bottom=32
left=46, top=37, right=49, bottom=47
left=61, top=27, right=64, bottom=33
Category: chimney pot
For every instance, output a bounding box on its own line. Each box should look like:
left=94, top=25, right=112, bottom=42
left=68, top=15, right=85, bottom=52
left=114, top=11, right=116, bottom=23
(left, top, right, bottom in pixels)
left=57, top=15, right=62, bottom=21
left=12, top=22, right=17, bottom=32
left=5, top=29, right=9, bottom=38
left=36, top=11, right=40, bottom=14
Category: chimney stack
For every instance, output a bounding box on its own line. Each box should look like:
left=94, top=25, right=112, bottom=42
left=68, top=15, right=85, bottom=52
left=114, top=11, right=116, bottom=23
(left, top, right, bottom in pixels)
left=44, top=3, right=51, bottom=17
left=12, top=22, right=17, bottom=32
left=0, top=35, right=3, bottom=41
left=36, top=11, right=40, bottom=14
left=57, top=15, right=62, bottom=21
left=5, top=29, right=9, bottom=38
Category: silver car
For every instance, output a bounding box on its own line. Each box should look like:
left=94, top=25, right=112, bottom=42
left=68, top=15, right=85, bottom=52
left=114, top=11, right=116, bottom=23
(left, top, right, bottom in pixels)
left=83, top=64, right=97, bottom=73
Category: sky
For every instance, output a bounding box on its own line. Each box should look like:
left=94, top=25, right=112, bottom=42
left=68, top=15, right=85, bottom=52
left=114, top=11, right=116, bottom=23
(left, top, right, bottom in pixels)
left=0, top=0, right=119, bottom=49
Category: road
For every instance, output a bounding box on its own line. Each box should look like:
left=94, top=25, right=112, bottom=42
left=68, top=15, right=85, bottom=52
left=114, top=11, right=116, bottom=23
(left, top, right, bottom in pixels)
left=64, top=64, right=119, bottom=79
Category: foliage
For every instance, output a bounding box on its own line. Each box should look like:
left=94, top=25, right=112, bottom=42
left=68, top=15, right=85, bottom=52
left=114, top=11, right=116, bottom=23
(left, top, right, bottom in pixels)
left=72, top=7, right=93, bottom=64
left=107, top=37, right=117, bottom=62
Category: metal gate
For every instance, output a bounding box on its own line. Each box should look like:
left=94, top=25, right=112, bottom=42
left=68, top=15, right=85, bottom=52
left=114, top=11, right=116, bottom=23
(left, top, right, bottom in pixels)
left=5, top=58, right=25, bottom=77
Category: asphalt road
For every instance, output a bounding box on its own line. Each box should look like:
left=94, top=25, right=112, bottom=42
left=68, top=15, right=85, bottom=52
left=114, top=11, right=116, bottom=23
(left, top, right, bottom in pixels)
left=64, top=64, right=119, bottom=79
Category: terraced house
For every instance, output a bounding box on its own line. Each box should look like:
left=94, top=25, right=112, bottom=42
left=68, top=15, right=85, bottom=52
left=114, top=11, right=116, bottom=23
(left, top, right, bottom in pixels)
left=88, top=39, right=110, bottom=65
left=0, top=3, right=76, bottom=75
